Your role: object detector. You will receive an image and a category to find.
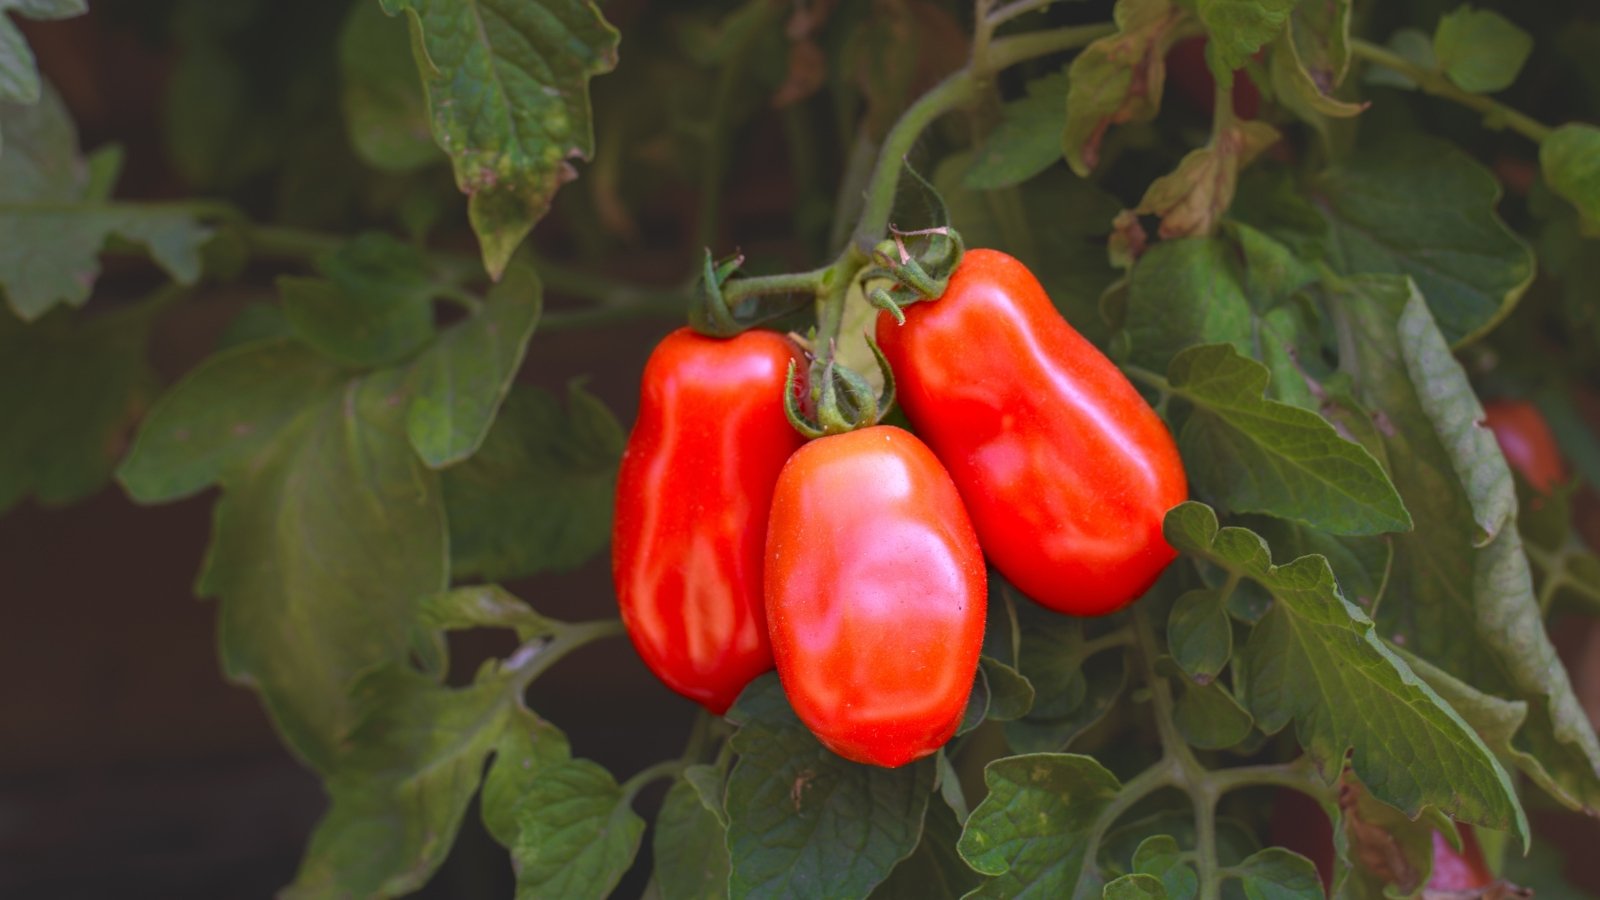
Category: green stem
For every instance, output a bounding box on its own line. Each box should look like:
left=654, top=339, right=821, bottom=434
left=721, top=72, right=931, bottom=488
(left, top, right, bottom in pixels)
left=1134, top=607, right=1220, bottom=900
left=1078, top=627, right=1136, bottom=661
left=621, top=759, right=688, bottom=805
left=1349, top=39, right=1554, bottom=144
left=1207, top=757, right=1327, bottom=798
left=505, top=618, right=626, bottom=694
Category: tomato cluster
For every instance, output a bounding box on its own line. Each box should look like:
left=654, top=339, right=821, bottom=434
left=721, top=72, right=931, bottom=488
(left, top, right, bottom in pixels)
left=612, top=250, right=1187, bottom=766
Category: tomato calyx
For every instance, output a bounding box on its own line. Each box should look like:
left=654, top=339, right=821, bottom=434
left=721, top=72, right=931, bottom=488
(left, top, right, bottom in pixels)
left=782, top=337, right=896, bottom=439
left=864, top=224, right=965, bottom=324
left=690, top=248, right=813, bottom=338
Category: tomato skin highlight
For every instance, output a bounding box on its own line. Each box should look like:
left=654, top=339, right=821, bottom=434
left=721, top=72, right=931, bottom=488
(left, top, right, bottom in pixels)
left=764, top=425, right=987, bottom=767
left=1482, top=399, right=1568, bottom=494
left=876, top=249, right=1187, bottom=616
left=612, top=327, right=805, bottom=714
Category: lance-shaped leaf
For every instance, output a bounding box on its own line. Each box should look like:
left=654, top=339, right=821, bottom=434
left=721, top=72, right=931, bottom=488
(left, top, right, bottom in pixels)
left=407, top=262, right=542, bottom=467
left=957, top=753, right=1122, bottom=898
left=1270, top=0, right=1366, bottom=122
left=0, top=86, right=210, bottom=319
left=1063, top=0, right=1187, bottom=176
left=1330, top=274, right=1600, bottom=816
left=965, top=70, right=1070, bottom=190
left=724, top=675, right=934, bottom=900
left=1164, top=502, right=1525, bottom=838
left=1312, top=132, right=1533, bottom=346
left=381, top=0, right=619, bottom=278
left=199, top=368, right=450, bottom=772
left=1165, top=342, right=1411, bottom=536
left=1129, top=121, right=1281, bottom=239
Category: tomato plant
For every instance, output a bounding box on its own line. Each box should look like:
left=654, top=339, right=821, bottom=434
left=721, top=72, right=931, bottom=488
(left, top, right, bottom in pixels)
left=6, top=0, right=1600, bottom=898
left=878, top=248, right=1187, bottom=616
left=764, top=425, right=986, bottom=768
left=612, top=327, right=803, bottom=714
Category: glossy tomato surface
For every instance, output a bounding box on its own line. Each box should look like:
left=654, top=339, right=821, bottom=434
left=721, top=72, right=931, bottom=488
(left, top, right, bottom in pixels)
left=612, top=327, right=804, bottom=714
left=764, top=425, right=986, bottom=767
left=1483, top=399, right=1568, bottom=494
left=877, top=249, right=1187, bottom=616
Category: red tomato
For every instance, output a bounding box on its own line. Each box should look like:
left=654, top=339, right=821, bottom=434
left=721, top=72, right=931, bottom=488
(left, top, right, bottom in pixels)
left=876, top=249, right=1187, bottom=616
left=764, top=425, right=986, bottom=767
left=1165, top=36, right=1262, bottom=120
left=1427, top=826, right=1494, bottom=891
left=1268, top=788, right=1334, bottom=892
left=612, top=327, right=805, bottom=714
left=1482, top=400, right=1568, bottom=494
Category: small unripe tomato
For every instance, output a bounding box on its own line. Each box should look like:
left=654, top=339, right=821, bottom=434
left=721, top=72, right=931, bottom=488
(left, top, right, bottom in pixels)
left=877, top=249, right=1187, bottom=616
left=612, top=328, right=805, bottom=714
left=764, top=425, right=986, bottom=767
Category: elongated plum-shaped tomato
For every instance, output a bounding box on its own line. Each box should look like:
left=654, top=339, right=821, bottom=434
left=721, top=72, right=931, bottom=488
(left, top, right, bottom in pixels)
left=612, top=328, right=805, bottom=714
left=765, top=426, right=986, bottom=767
left=877, top=249, right=1187, bottom=616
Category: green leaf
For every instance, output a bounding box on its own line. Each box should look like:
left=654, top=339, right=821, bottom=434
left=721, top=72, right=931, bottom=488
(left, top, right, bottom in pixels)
left=1312, top=132, right=1533, bottom=346
left=1103, top=873, right=1167, bottom=899
left=1131, top=835, right=1196, bottom=900
left=286, top=664, right=518, bottom=897
left=481, top=707, right=572, bottom=848
left=1102, top=811, right=1260, bottom=873
left=1173, top=678, right=1254, bottom=751
left=510, top=757, right=645, bottom=900
left=1393, top=645, right=1574, bottom=818
left=443, top=382, right=622, bottom=581
left=965, top=71, right=1069, bottom=190
left=725, top=674, right=935, bottom=900
left=1269, top=0, right=1364, bottom=123
left=418, top=584, right=554, bottom=642
left=1166, top=343, right=1412, bottom=535
left=0, top=0, right=87, bottom=139
left=0, top=86, right=211, bottom=319
left=1005, top=642, right=1129, bottom=754
left=1165, top=502, right=1525, bottom=835
left=1125, top=230, right=1321, bottom=404
left=1168, top=589, right=1232, bottom=682
left=1063, top=0, right=1182, bottom=177
left=655, top=772, right=732, bottom=900
left=116, top=339, right=345, bottom=503
left=1433, top=6, right=1533, bottom=94
left=1330, top=274, right=1600, bottom=816
left=1363, top=28, right=1436, bottom=90
left=1230, top=848, right=1323, bottom=899
left=1540, top=124, right=1600, bottom=237
left=216, top=301, right=294, bottom=351
left=870, top=800, right=982, bottom=899
left=199, top=368, right=449, bottom=771
left=280, top=234, right=438, bottom=367
left=1196, top=0, right=1296, bottom=73
left=339, top=0, right=439, bottom=172
left=382, top=0, right=620, bottom=277
left=406, top=261, right=541, bottom=467
left=957, top=753, right=1122, bottom=898
left=0, top=306, right=156, bottom=513
left=982, top=657, right=1036, bottom=723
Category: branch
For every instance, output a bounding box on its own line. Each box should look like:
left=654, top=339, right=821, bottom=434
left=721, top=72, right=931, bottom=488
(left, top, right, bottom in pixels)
left=1349, top=39, right=1554, bottom=144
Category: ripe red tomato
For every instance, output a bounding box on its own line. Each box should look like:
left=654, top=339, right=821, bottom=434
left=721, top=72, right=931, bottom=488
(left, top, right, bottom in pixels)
left=612, top=327, right=805, bottom=714
left=1482, top=400, right=1568, bottom=494
left=764, top=425, right=986, bottom=767
left=876, top=249, right=1187, bottom=616
left=1165, top=36, right=1262, bottom=120
left=1427, top=825, right=1494, bottom=891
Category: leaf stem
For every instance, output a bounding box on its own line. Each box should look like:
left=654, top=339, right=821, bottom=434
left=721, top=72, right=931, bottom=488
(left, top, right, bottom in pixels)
left=1348, top=39, right=1554, bottom=144
left=505, top=618, right=626, bottom=695
left=621, top=759, right=688, bottom=805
